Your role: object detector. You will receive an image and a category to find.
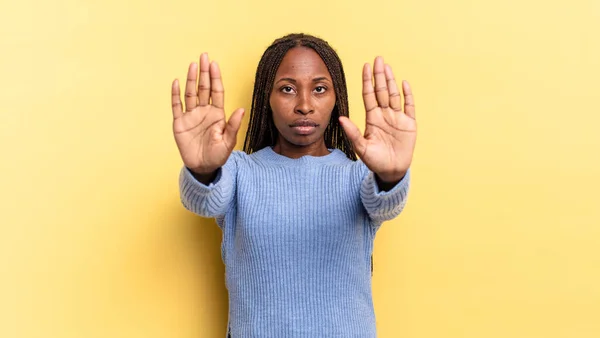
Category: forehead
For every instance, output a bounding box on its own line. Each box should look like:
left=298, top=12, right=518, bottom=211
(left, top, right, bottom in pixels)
left=275, top=46, right=331, bottom=79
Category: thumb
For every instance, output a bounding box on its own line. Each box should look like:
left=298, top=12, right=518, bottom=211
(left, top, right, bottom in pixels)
left=339, top=116, right=367, bottom=156
left=224, top=108, right=245, bottom=149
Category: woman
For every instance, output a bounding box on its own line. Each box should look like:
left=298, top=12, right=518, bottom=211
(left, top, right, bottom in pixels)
left=171, top=33, right=416, bottom=337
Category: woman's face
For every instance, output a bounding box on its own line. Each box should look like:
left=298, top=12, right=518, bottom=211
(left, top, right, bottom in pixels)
left=269, top=47, right=336, bottom=150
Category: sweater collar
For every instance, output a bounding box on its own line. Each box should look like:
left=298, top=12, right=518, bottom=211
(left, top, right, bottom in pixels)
left=254, top=146, right=350, bottom=166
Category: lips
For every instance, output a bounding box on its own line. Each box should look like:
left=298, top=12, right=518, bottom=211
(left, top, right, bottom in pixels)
left=290, top=120, right=318, bottom=127
left=289, top=119, right=318, bottom=135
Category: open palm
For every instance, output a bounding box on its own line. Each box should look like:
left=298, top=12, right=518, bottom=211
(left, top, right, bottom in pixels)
left=171, top=53, right=244, bottom=175
left=340, top=56, right=417, bottom=183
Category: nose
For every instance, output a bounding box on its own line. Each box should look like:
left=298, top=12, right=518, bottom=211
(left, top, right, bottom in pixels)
left=294, top=91, right=314, bottom=115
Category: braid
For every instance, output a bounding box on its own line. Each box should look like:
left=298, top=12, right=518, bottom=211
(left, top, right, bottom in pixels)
left=243, top=33, right=357, bottom=161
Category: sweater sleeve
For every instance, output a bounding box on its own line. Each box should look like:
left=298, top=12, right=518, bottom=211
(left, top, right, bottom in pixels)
left=178, top=152, right=239, bottom=218
left=360, top=168, right=411, bottom=225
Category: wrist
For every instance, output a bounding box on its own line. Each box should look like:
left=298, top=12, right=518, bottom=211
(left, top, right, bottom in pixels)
left=375, top=170, right=407, bottom=184
left=188, top=167, right=218, bottom=185
left=375, top=171, right=406, bottom=192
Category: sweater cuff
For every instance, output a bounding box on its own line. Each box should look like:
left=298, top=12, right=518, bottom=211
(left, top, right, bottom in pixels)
left=179, top=165, right=234, bottom=216
left=183, top=167, right=225, bottom=191
left=360, top=168, right=410, bottom=223
left=371, top=169, right=410, bottom=196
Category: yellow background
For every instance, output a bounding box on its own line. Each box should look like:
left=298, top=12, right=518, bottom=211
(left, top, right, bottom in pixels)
left=2, top=0, right=599, bottom=337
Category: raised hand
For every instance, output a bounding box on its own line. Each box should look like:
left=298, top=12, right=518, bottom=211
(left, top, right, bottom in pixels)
left=339, top=56, right=417, bottom=184
left=171, top=53, right=245, bottom=176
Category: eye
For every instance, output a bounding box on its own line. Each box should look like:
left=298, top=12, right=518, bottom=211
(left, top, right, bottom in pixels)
left=314, top=86, right=327, bottom=94
left=281, top=86, right=295, bottom=94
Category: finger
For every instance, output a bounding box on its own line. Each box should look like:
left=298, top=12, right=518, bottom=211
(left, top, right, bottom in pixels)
left=403, top=80, right=416, bottom=119
left=224, top=108, right=245, bottom=149
left=210, top=61, right=224, bottom=109
left=385, top=65, right=402, bottom=112
left=198, top=53, right=210, bottom=106
left=373, top=56, right=389, bottom=109
left=339, top=116, right=367, bottom=157
left=171, top=79, right=183, bottom=119
left=362, top=63, right=377, bottom=112
left=184, top=62, right=198, bottom=112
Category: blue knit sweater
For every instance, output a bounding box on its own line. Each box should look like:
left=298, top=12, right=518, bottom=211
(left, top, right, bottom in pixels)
left=179, top=147, right=410, bottom=337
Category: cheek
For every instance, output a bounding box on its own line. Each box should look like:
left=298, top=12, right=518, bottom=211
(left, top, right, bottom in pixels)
left=269, top=97, right=288, bottom=129
left=269, top=94, right=276, bottom=115
left=269, top=95, right=280, bottom=121
left=321, top=95, right=337, bottom=118
left=270, top=96, right=294, bottom=119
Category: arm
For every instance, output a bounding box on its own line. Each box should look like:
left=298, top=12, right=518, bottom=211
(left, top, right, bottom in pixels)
left=171, top=53, right=244, bottom=217
left=360, top=168, right=410, bottom=224
left=179, top=157, right=237, bottom=218
left=339, top=56, right=417, bottom=225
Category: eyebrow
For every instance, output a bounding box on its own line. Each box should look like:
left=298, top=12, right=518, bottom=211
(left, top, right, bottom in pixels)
left=276, top=77, right=331, bottom=84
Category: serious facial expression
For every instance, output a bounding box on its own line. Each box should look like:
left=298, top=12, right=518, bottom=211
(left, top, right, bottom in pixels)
left=269, top=47, right=336, bottom=149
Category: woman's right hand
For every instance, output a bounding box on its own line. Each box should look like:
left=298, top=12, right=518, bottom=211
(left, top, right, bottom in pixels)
left=171, top=53, right=245, bottom=175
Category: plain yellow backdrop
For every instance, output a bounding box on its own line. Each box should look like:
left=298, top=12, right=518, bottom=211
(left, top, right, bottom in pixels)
left=2, top=0, right=599, bottom=337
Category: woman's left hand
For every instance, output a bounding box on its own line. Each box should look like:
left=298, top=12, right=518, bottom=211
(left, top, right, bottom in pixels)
left=339, top=56, right=417, bottom=185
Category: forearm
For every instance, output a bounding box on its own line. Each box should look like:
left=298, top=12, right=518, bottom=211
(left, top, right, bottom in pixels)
left=361, top=169, right=411, bottom=223
left=179, top=166, right=234, bottom=218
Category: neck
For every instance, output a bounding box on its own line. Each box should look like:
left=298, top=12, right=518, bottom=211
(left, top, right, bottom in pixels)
left=273, top=138, right=329, bottom=159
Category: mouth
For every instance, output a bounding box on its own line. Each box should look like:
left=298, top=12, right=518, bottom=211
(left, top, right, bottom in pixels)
left=289, top=120, right=319, bottom=135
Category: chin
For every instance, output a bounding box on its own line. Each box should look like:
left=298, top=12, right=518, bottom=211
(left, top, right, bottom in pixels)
left=283, top=135, right=321, bottom=148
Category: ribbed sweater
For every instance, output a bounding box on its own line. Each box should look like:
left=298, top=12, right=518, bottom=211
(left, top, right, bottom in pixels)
left=179, top=147, right=410, bottom=337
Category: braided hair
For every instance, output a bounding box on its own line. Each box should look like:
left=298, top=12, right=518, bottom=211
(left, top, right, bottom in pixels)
left=243, top=33, right=357, bottom=161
